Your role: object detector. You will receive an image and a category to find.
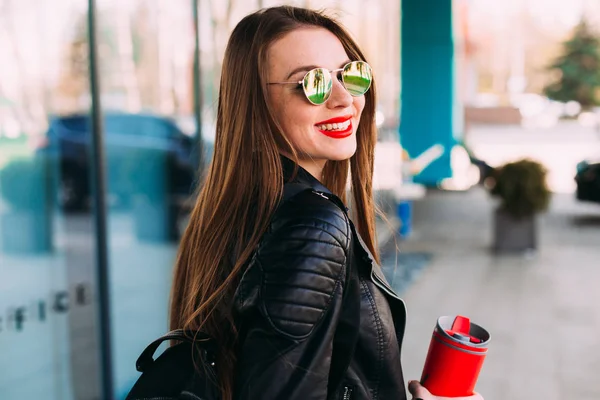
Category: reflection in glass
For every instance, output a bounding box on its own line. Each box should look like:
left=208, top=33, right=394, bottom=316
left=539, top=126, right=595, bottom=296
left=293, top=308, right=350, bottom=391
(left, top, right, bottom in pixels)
left=0, top=1, right=100, bottom=399
left=342, top=61, right=373, bottom=96
left=304, top=68, right=333, bottom=105
left=94, top=1, right=198, bottom=398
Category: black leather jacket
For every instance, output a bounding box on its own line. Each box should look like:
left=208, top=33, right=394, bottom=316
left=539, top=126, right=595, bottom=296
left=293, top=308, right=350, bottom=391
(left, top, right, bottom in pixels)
left=233, top=162, right=407, bottom=400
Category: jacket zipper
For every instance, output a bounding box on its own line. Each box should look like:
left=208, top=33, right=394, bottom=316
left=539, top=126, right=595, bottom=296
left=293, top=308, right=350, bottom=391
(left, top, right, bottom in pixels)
left=342, top=385, right=353, bottom=400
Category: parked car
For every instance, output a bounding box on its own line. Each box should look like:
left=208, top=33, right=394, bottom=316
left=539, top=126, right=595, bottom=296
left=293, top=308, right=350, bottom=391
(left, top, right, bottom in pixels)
left=575, top=159, right=600, bottom=204
left=36, top=112, right=199, bottom=211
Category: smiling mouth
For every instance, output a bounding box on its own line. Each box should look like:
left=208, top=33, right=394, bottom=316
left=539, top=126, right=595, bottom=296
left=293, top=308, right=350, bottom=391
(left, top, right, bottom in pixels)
left=315, top=116, right=353, bottom=139
left=315, top=119, right=352, bottom=132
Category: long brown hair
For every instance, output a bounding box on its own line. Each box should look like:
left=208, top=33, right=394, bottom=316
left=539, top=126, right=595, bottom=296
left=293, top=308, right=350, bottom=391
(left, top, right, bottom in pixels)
left=170, top=6, right=379, bottom=399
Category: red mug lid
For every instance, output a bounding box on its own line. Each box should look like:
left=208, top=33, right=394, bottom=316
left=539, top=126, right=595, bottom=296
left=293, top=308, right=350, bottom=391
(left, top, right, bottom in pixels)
left=444, top=315, right=483, bottom=344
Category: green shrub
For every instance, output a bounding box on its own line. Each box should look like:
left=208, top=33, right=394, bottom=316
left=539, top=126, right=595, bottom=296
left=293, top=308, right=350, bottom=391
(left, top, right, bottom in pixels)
left=490, top=159, right=551, bottom=218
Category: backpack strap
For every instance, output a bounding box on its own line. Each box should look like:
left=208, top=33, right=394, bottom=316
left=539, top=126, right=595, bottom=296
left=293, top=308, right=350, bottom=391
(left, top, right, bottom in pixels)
left=136, top=330, right=213, bottom=372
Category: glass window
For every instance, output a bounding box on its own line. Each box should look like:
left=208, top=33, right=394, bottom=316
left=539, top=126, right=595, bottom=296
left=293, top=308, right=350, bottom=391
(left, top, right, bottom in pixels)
left=93, top=1, right=198, bottom=397
left=0, top=1, right=101, bottom=399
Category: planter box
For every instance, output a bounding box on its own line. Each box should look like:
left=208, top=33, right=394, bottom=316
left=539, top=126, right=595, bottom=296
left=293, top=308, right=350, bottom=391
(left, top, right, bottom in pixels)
left=1, top=210, right=53, bottom=254
left=493, top=208, right=537, bottom=254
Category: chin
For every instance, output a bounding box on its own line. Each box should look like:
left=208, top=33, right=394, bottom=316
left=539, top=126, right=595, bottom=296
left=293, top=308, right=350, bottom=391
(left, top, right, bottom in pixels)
left=334, top=138, right=357, bottom=160
left=324, top=144, right=357, bottom=161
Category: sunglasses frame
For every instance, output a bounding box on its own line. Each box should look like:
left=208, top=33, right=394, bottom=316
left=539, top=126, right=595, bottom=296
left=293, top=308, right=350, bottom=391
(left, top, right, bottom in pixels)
left=268, top=61, right=372, bottom=105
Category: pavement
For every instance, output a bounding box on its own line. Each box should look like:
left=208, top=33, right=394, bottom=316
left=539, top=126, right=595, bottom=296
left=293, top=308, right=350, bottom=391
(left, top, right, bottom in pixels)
left=382, top=187, right=600, bottom=400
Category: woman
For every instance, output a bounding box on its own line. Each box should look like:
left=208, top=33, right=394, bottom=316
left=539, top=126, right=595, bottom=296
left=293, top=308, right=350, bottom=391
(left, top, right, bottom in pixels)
left=170, top=6, right=483, bottom=400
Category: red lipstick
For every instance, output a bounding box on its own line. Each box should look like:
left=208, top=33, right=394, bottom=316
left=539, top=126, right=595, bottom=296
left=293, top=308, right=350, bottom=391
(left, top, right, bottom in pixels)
left=315, top=115, right=353, bottom=139
left=315, top=115, right=352, bottom=125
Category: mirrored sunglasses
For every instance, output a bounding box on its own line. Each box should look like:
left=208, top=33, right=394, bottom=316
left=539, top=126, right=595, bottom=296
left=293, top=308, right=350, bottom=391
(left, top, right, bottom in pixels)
left=269, top=61, right=373, bottom=105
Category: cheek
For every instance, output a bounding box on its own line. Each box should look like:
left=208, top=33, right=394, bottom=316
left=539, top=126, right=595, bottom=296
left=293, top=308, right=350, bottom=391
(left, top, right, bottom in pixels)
left=280, top=102, right=318, bottom=134
left=268, top=91, right=287, bottom=123
left=271, top=99, right=319, bottom=150
left=354, top=96, right=366, bottom=117
left=270, top=96, right=298, bottom=134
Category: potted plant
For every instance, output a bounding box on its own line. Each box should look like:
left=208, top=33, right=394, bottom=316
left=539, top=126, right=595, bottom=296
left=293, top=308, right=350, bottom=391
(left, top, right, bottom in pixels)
left=0, top=158, right=54, bottom=254
left=488, top=159, right=551, bottom=253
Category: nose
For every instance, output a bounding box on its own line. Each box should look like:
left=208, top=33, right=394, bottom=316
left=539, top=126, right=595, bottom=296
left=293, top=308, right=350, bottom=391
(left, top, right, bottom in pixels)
left=326, top=76, right=353, bottom=109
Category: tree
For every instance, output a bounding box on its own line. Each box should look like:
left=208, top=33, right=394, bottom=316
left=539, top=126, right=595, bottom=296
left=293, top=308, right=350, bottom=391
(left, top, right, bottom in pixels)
left=544, top=20, right=600, bottom=110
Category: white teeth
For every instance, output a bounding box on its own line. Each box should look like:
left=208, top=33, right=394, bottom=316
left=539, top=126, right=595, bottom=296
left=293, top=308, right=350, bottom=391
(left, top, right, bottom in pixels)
left=317, top=120, right=351, bottom=131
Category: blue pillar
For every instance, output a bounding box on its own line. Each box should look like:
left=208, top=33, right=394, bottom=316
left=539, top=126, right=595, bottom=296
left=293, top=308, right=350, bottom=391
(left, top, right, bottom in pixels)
left=400, top=0, right=454, bottom=185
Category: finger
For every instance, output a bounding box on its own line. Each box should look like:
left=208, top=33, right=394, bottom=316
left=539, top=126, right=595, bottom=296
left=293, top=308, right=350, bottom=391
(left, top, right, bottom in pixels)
left=408, top=380, right=431, bottom=398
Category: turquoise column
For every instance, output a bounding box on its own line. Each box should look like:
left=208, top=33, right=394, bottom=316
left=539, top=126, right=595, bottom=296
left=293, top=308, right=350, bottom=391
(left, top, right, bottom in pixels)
left=400, top=0, right=454, bottom=185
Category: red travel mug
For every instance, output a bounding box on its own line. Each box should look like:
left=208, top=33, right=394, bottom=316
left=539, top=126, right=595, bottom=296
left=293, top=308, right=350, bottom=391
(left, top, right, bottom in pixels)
left=420, top=315, right=490, bottom=397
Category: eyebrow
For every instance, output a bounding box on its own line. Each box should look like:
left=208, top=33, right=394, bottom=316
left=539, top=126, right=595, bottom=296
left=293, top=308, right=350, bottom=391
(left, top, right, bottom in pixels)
left=285, top=59, right=352, bottom=80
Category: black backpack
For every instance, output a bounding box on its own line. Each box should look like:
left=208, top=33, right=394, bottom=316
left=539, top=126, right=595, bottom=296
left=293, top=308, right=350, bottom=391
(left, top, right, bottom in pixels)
left=126, top=184, right=360, bottom=400
left=126, top=330, right=220, bottom=400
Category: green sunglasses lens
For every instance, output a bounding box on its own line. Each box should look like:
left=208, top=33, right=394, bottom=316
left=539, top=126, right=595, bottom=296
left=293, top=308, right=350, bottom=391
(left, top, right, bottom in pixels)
left=303, top=68, right=333, bottom=105
left=342, top=61, right=372, bottom=96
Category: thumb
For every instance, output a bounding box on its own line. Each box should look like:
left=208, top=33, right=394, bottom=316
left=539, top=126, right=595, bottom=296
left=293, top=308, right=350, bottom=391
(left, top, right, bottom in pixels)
left=408, top=380, right=431, bottom=399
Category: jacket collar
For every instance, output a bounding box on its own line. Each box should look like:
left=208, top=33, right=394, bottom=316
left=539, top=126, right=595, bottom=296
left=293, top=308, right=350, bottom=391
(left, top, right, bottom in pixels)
left=281, top=155, right=332, bottom=195
left=280, top=158, right=403, bottom=303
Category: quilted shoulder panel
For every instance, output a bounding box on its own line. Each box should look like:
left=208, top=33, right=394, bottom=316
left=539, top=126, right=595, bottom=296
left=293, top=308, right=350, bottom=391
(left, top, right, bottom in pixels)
left=257, top=192, right=351, bottom=339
